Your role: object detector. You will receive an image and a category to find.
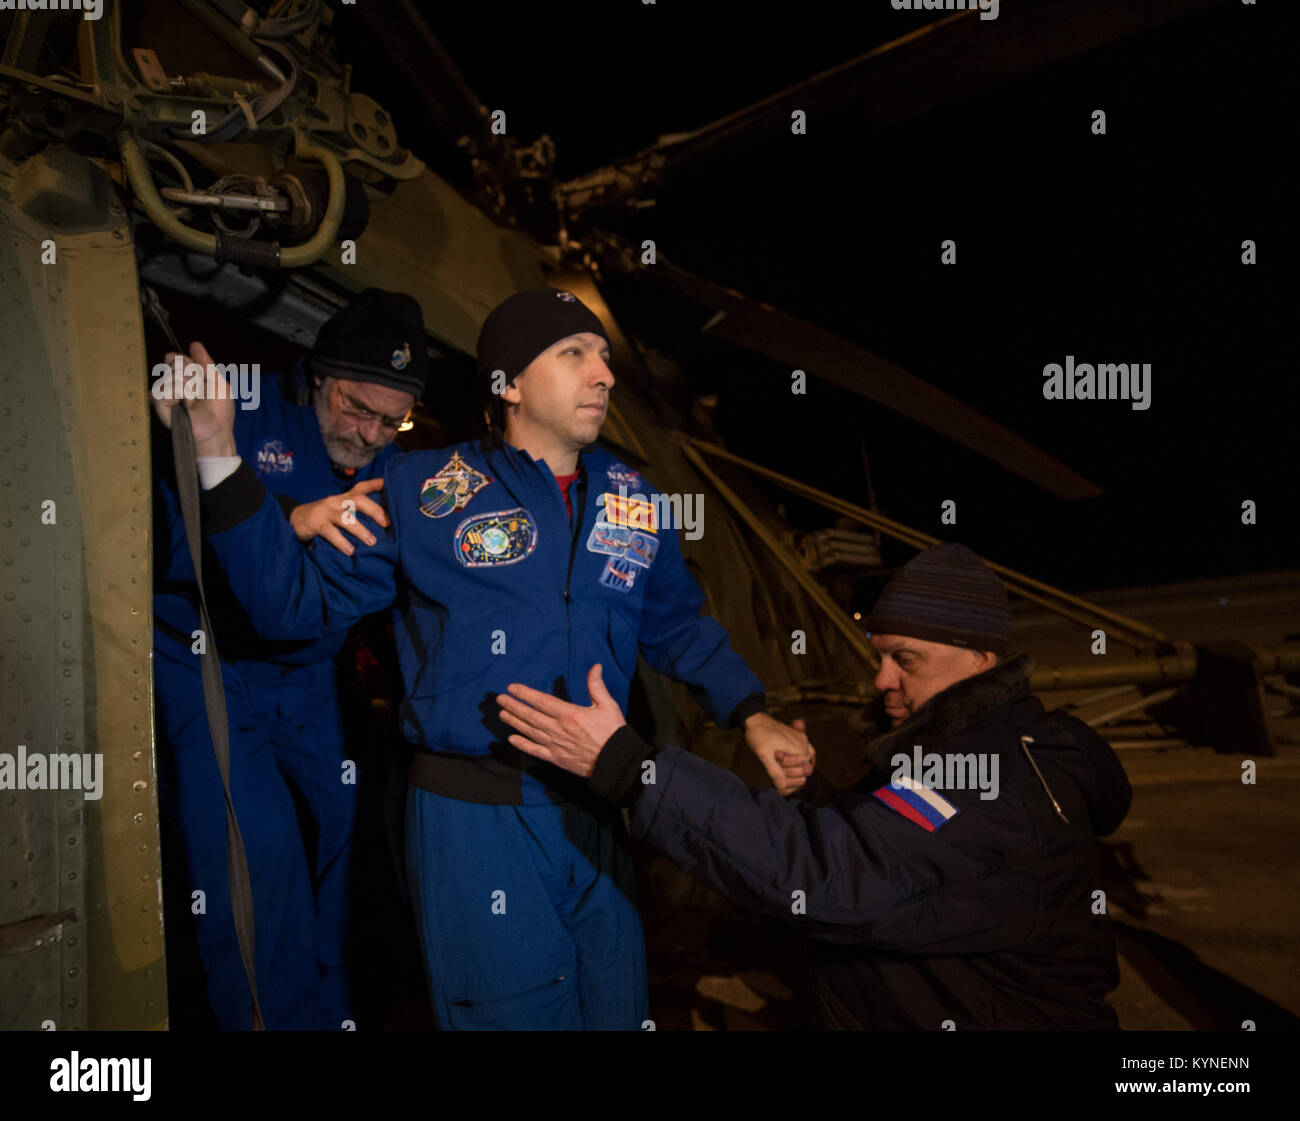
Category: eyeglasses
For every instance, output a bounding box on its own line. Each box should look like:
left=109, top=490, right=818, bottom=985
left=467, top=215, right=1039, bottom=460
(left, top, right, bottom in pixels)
left=333, top=384, right=411, bottom=431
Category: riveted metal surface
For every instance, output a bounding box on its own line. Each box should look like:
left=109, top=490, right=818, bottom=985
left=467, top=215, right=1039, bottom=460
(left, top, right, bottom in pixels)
left=0, top=194, right=88, bottom=1030
left=0, top=145, right=165, bottom=1030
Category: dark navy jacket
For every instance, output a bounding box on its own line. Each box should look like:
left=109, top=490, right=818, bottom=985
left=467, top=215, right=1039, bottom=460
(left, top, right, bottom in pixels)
left=200, top=434, right=765, bottom=802
left=591, top=655, right=1133, bottom=1028
left=154, top=365, right=392, bottom=666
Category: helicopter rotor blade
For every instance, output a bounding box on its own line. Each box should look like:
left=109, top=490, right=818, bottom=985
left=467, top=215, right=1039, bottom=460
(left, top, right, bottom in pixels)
left=614, top=256, right=1102, bottom=501
left=558, top=0, right=1225, bottom=213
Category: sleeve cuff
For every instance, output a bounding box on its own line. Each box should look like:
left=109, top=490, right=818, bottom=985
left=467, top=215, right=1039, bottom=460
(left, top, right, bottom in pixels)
left=795, top=769, right=839, bottom=809
left=589, top=724, right=658, bottom=805
left=200, top=460, right=268, bottom=534
left=197, top=455, right=242, bottom=489
left=274, top=493, right=301, bottom=519
left=726, top=692, right=767, bottom=729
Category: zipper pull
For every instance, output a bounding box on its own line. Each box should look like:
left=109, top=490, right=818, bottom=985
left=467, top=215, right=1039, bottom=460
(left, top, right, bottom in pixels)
left=1019, top=735, right=1069, bottom=824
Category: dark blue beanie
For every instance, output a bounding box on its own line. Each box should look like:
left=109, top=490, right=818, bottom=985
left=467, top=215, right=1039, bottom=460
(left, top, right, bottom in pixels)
left=866, top=543, right=1010, bottom=655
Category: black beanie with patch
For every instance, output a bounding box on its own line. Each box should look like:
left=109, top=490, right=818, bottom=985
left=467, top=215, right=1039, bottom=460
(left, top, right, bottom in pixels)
left=475, top=288, right=608, bottom=389
left=311, top=287, right=429, bottom=399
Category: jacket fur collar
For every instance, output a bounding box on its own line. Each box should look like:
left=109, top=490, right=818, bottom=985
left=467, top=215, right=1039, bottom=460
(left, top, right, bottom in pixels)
left=864, top=652, right=1036, bottom=769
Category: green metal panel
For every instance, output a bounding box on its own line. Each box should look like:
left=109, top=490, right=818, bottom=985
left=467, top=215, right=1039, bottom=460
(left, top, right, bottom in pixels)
left=0, top=147, right=166, bottom=1031
left=309, top=166, right=555, bottom=356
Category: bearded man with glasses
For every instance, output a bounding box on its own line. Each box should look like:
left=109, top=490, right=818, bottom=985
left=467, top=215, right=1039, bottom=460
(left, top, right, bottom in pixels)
left=151, top=287, right=426, bottom=1029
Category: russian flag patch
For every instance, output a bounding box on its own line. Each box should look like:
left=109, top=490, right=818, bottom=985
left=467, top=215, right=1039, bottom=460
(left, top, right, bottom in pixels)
left=872, top=777, right=961, bottom=832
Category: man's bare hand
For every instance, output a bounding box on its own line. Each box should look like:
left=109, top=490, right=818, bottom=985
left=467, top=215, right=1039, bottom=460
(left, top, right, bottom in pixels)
left=290, top=478, right=388, bottom=555
left=497, top=664, right=626, bottom=778
left=152, top=342, right=237, bottom=457
left=776, top=722, right=815, bottom=789
left=744, top=713, right=816, bottom=796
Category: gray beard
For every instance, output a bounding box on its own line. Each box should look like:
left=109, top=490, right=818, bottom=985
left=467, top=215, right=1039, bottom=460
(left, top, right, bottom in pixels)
left=313, top=387, right=382, bottom=469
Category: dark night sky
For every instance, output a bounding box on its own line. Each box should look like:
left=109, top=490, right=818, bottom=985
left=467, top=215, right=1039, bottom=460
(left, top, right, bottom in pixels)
left=337, top=1, right=1294, bottom=597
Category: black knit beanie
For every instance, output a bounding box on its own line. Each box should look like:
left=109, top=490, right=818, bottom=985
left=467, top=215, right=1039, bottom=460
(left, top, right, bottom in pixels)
left=311, top=287, right=429, bottom=398
left=866, top=543, right=1011, bottom=655
left=476, top=288, right=608, bottom=388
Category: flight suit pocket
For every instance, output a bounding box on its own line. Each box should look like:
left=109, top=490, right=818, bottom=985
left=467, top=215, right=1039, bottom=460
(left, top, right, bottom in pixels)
left=443, top=970, right=579, bottom=1030
left=605, top=604, right=640, bottom=681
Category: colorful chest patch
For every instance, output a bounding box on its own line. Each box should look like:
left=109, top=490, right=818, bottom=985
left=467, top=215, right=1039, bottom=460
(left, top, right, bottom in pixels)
left=598, top=556, right=640, bottom=593
left=586, top=520, right=631, bottom=556
left=419, top=451, right=491, bottom=519
left=602, top=491, right=657, bottom=532
left=872, top=777, right=960, bottom=832
left=587, top=493, right=660, bottom=586
left=454, top=508, right=537, bottom=567
left=623, top=530, right=659, bottom=568
left=254, top=437, right=294, bottom=476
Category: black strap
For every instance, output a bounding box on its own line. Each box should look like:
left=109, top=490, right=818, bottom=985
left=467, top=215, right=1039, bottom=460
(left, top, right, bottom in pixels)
left=170, top=408, right=265, bottom=1030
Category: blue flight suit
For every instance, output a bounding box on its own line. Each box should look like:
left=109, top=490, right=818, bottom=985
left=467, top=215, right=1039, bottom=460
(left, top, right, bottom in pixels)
left=152, top=364, right=393, bottom=1030
left=197, top=432, right=766, bottom=1028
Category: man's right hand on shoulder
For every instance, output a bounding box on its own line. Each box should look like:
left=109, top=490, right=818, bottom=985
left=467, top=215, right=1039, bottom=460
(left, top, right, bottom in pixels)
left=290, top=479, right=388, bottom=556
left=152, top=342, right=238, bottom=457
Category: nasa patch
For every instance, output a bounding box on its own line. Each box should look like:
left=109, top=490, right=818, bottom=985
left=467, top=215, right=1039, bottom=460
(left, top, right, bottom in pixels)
left=606, top=461, right=641, bottom=488
left=391, top=341, right=412, bottom=370
left=454, top=508, right=537, bottom=567
left=254, top=438, right=294, bottom=476
left=419, top=451, right=491, bottom=519
left=555, top=290, right=577, bottom=303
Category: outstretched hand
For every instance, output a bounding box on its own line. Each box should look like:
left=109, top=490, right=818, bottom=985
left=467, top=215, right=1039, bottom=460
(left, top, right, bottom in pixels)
left=497, top=663, right=627, bottom=778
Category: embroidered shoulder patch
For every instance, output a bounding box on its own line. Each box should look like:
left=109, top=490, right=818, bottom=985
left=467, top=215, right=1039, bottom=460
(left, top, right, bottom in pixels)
left=419, top=451, right=491, bottom=518
left=872, top=777, right=960, bottom=832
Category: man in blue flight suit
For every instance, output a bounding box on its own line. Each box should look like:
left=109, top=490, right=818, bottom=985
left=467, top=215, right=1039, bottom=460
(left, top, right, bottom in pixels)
left=501, top=543, right=1134, bottom=1029
left=167, top=287, right=814, bottom=1029
left=151, top=288, right=427, bottom=1029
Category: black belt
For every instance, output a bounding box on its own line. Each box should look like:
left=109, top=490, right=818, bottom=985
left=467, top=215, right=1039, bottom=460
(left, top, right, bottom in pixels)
left=407, top=745, right=587, bottom=806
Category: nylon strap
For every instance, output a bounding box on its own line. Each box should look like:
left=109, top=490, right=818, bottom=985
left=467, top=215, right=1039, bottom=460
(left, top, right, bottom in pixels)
left=170, top=406, right=266, bottom=1030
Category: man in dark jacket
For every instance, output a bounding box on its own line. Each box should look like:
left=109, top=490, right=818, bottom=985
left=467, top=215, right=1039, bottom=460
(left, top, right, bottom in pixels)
left=498, top=542, right=1134, bottom=1029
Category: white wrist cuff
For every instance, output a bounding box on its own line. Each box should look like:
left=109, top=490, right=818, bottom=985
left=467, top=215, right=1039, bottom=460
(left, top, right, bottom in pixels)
left=197, top=456, right=242, bottom=490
